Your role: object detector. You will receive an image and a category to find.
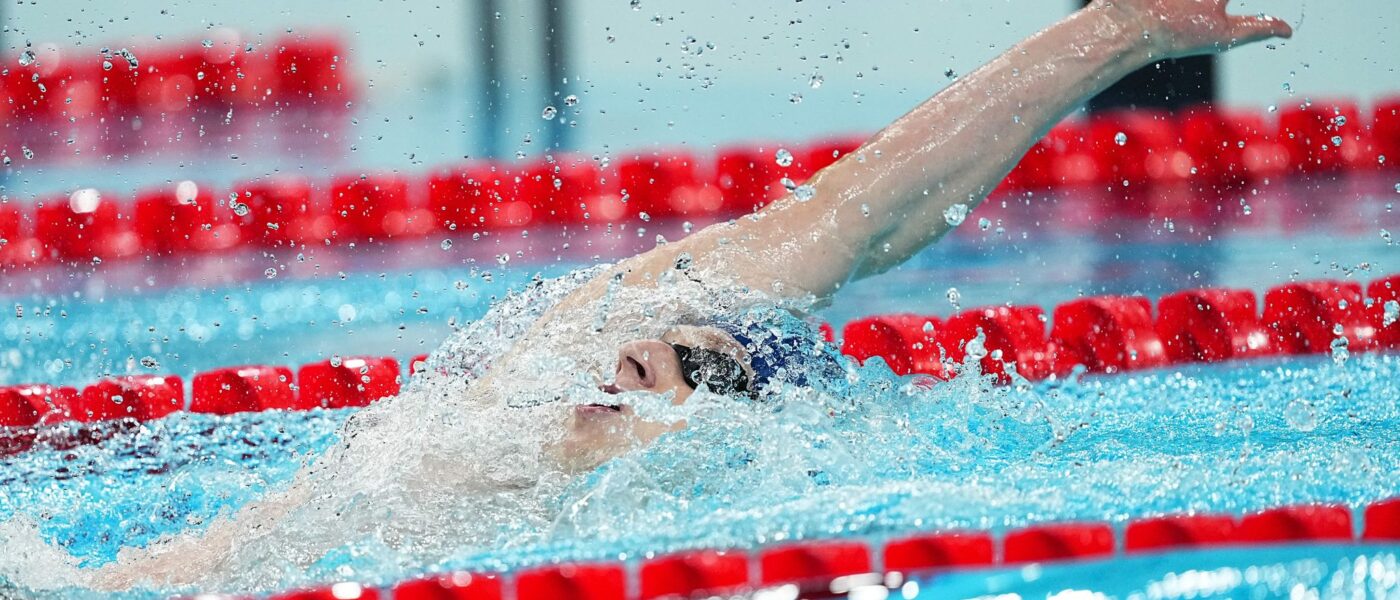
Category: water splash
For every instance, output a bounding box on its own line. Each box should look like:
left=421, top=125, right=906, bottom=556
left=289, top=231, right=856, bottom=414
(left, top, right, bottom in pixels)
left=1, top=265, right=1399, bottom=598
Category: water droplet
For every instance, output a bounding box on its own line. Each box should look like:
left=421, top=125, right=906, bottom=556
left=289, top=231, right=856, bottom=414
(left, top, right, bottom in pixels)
left=964, top=331, right=987, bottom=361
left=630, top=0, right=641, bottom=9
left=808, top=74, right=823, bottom=89
left=946, top=287, right=961, bottom=309
left=118, top=48, right=139, bottom=69
left=1332, top=115, right=1347, bottom=127
left=440, top=239, right=453, bottom=251
left=111, top=394, right=125, bottom=405
left=943, top=68, right=958, bottom=80
left=788, top=92, right=803, bottom=104
left=17, top=50, right=35, bottom=66
left=231, top=203, right=250, bottom=217
left=563, top=94, right=579, bottom=107
left=1114, top=132, right=1128, bottom=146
left=639, top=211, right=651, bottom=222
left=139, top=356, right=160, bottom=370
left=201, top=39, right=214, bottom=49
left=1283, top=399, right=1318, bottom=432
left=774, top=148, right=794, bottom=167
left=978, top=217, right=991, bottom=231
left=22, top=147, right=34, bottom=160
left=1384, top=300, right=1399, bottom=327
left=101, top=60, right=113, bottom=71
left=1329, top=335, right=1350, bottom=366
left=330, top=355, right=343, bottom=368
left=1331, top=135, right=1343, bottom=146
left=942, top=203, right=968, bottom=226
left=541, top=106, right=558, bottom=120
left=793, top=184, right=815, bottom=202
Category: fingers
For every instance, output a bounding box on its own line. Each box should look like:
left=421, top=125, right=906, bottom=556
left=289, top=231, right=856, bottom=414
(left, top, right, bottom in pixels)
left=1227, top=14, right=1294, bottom=48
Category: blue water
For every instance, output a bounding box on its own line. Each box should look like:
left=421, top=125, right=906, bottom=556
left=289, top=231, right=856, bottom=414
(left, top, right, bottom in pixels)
left=1, top=350, right=1398, bottom=597
left=0, top=181, right=1397, bottom=598
left=911, top=545, right=1400, bottom=599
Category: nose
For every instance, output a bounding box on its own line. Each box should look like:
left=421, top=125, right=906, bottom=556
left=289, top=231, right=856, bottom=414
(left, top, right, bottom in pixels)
left=615, top=340, right=675, bottom=391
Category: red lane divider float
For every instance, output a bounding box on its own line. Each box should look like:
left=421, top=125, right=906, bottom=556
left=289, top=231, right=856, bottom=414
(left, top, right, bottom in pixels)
left=1156, top=288, right=1275, bottom=362
left=514, top=564, right=627, bottom=600
left=841, top=314, right=945, bottom=377
left=758, top=540, right=871, bottom=585
left=882, top=531, right=994, bottom=572
left=236, top=497, right=1400, bottom=600
left=0, top=34, right=356, bottom=167
left=843, top=273, right=1397, bottom=385
left=6, top=95, right=1400, bottom=272
left=1124, top=514, right=1239, bottom=551
left=639, top=550, right=749, bottom=600
left=1263, top=280, right=1376, bottom=353
left=1003, top=522, right=1115, bottom=563
left=2, top=272, right=1396, bottom=459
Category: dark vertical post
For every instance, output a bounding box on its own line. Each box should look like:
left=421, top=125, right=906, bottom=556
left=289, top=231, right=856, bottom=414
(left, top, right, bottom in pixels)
left=541, top=0, right=571, bottom=152
left=1081, top=1, right=1216, bottom=112
left=477, top=0, right=503, bottom=158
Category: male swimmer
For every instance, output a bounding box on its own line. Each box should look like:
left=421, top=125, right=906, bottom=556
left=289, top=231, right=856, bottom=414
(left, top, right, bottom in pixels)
left=65, top=0, right=1289, bottom=591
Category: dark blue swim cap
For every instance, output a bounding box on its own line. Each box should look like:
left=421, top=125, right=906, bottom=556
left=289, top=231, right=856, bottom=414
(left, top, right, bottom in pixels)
left=712, top=309, right=843, bottom=396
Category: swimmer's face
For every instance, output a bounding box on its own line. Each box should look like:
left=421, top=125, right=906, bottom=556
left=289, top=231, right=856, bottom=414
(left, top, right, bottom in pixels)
left=554, top=325, right=754, bottom=472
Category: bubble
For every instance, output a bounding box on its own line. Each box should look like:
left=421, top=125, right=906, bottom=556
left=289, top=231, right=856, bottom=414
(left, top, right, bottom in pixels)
left=942, top=203, right=968, bottom=226
left=264, top=268, right=278, bottom=279
left=793, top=184, right=815, bottom=202
left=1283, top=399, right=1318, bottom=432
left=541, top=106, right=558, bottom=120
left=1329, top=335, right=1350, bottom=366
left=1114, top=132, right=1128, bottom=146
left=774, top=148, right=794, bottom=167
left=440, top=239, right=453, bottom=251
left=139, top=356, right=160, bottom=370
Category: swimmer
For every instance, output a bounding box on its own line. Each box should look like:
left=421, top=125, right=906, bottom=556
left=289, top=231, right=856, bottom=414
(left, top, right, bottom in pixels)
left=71, top=0, right=1289, bottom=592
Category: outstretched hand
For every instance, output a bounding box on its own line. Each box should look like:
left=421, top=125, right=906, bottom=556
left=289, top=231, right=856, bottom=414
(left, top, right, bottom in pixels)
left=1094, top=0, right=1293, bottom=58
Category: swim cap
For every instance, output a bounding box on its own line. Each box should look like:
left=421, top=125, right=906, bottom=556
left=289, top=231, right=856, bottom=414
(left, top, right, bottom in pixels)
left=712, top=308, right=842, bottom=396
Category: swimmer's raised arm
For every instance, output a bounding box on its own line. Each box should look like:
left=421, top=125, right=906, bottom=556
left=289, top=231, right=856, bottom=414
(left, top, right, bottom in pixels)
left=619, top=0, right=1290, bottom=302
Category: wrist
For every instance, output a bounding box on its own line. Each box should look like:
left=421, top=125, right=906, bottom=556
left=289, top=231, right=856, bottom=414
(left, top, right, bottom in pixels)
left=1074, top=4, right=1161, bottom=76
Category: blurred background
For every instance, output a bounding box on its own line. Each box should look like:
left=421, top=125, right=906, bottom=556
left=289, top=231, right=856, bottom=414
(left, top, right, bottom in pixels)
left=0, top=0, right=1395, bottom=385
left=3, top=0, right=1395, bottom=196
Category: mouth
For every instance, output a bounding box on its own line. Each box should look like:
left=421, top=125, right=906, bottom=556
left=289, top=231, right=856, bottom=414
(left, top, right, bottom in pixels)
left=579, top=383, right=625, bottom=413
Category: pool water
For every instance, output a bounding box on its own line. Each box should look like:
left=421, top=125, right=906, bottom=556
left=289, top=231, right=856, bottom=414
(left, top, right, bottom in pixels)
left=910, top=545, right=1400, bottom=598
left=0, top=180, right=1398, bottom=598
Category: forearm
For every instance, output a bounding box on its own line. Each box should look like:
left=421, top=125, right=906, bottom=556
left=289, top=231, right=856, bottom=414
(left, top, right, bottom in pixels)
left=751, top=5, right=1156, bottom=292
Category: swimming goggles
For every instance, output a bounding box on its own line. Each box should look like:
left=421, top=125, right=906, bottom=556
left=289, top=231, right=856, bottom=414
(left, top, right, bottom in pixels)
left=669, top=343, right=752, bottom=396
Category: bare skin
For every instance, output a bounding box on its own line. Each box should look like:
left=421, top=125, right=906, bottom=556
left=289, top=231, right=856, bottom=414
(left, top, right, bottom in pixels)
left=87, top=0, right=1290, bottom=590
left=544, top=0, right=1291, bottom=466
